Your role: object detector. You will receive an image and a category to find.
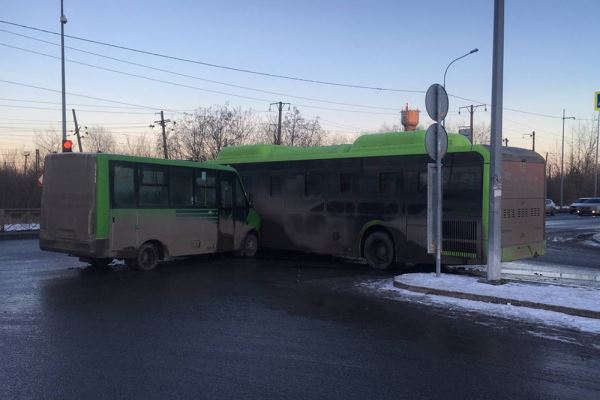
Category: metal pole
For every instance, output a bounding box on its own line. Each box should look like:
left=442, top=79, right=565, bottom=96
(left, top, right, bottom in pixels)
left=160, top=111, right=168, bottom=159
left=277, top=102, right=282, bottom=145
left=60, top=0, right=67, bottom=145
left=469, top=105, right=474, bottom=143
left=595, top=111, right=599, bottom=196
left=435, top=86, right=443, bottom=277
left=487, top=0, right=504, bottom=282
left=72, top=109, right=83, bottom=152
left=35, top=149, right=39, bottom=176
left=560, top=109, right=565, bottom=208
left=532, top=131, right=535, bottom=152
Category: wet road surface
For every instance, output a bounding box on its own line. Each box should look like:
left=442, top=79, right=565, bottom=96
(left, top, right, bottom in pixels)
left=530, top=213, right=600, bottom=270
left=0, top=239, right=599, bottom=400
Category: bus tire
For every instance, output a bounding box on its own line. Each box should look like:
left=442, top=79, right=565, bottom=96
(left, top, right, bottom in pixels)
left=128, top=242, right=160, bottom=271
left=363, top=231, right=395, bottom=270
left=240, top=232, right=259, bottom=258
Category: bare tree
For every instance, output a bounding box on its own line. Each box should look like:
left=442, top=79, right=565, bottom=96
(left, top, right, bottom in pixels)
left=123, top=134, right=157, bottom=158
left=84, top=126, right=116, bottom=153
left=34, top=129, right=62, bottom=156
left=174, top=105, right=257, bottom=160
left=279, top=107, right=325, bottom=147
left=472, top=122, right=490, bottom=145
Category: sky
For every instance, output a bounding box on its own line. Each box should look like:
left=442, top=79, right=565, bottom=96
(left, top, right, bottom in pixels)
left=1, top=0, right=599, bottom=156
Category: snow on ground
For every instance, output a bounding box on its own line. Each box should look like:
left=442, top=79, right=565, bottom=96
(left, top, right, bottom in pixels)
left=360, top=279, right=600, bottom=335
left=398, top=273, right=600, bottom=312
left=2, top=224, right=39, bottom=232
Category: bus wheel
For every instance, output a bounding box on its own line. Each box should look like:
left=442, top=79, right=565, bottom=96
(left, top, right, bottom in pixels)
left=129, top=243, right=160, bottom=271
left=363, top=231, right=395, bottom=270
left=241, top=232, right=259, bottom=257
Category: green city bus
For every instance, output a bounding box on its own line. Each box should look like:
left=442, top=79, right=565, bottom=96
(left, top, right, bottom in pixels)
left=216, top=130, right=545, bottom=270
left=40, top=153, right=261, bottom=270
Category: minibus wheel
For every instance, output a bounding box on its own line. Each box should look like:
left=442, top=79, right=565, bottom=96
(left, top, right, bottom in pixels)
left=241, top=232, right=259, bottom=257
left=363, top=231, right=395, bottom=270
left=128, top=242, right=160, bottom=271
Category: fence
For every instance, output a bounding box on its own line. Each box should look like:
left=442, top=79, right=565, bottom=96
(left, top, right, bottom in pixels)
left=0, top=209, right=41, bottom=233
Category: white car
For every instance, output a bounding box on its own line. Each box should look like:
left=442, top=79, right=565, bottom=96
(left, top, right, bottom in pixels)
left=545, top=199, right=557, bottom=216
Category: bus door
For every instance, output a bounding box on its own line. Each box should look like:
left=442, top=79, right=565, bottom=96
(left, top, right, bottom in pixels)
left=218, top=175, right=235, bottom=252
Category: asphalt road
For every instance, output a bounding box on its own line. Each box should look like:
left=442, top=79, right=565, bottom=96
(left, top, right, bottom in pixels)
left=531, top=213, right=600, bottom=269
left=1, top=237, right=599, bottom=400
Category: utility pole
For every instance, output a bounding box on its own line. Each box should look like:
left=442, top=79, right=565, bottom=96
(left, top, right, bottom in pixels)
left=60, top=0, right=68, bottom=146
left=35, top=149, right=40, bottom=176
left=487, top=0, right=504, bottom=282
left=523, top=130, right=535, bottom=151
left=154, top=111, right=171, bottom=159
left=503, top=137, right=509, bottom=147
left=23, top=151, right=30, bottom=173
left=458, top=104, right=486, bottom=142
left=560, top=109, right=575, bottom=208
left=72, top=109, right=83, bottom=152
left=270, top=102, right=290, bottom=145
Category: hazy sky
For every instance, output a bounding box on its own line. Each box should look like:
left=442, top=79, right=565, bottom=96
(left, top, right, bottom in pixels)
left=1, top=0, right=599, bottom=155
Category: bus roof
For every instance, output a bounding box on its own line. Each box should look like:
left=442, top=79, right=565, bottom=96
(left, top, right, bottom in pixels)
left=48, top=152, right=236, bottom=172
left=216, top=130, right=488, bottom=164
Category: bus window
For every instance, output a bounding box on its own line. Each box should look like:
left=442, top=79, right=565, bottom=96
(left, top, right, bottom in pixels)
left=339, top=174, right=353, bottom=194
left=139, top=166, right=169, bottom=207
left=195, top=170, right=216, bottom=208
left=241, top=175, right=252, bottom=192
left=221, top=180, right=233, bottom=208
left=379, top=173, right=402, bottom=195
left=170, top=168, right=193, bottom=207
left=270, top=176, right=281, bottom=197
left=234, top=179, right=247, bottom=208
left=112, top=164, right=136, bottom=208
left=305, top=173, right=322, bottom=197
left=403, top=171, right=418, bottom=194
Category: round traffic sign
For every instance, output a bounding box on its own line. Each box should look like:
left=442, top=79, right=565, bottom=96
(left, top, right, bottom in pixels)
left=425, top=123, right=448, bottom=161
left=425, top=84, right=449, bottom=121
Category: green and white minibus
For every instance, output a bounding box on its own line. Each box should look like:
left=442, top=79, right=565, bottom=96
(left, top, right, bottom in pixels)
left=40, top=153, right=261, bottom=270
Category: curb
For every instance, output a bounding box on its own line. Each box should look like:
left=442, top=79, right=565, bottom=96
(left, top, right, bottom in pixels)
left=0, top=231, right=39, bottom=240
left=393, top=277, right=600, bottom=320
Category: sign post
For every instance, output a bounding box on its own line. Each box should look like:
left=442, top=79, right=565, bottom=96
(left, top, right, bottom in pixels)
left=594, top=92, right=600, bottom=196
left=425, top=84, right=449, bottom=277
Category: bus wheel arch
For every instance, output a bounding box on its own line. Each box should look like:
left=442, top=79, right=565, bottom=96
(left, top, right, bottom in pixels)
left=127, top=240, right=165, bottom=271
left=360, top=225, right=395, bottom=270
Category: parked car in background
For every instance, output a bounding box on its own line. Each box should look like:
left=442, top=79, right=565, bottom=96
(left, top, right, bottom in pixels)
left=569, top=197, right=591, bottom=214
left=545, top=199, right=557, bottom=216
left=577, top=198, right=600, bottom=216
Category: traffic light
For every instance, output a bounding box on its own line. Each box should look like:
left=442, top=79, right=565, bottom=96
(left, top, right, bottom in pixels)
left=62, top=139, right=73, bottom=153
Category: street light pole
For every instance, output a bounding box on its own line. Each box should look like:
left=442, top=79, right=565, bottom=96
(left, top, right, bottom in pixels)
left=560, top=109, right=575, bottom=208
left=442, top=48, right=478, bottom=127
left=487, top=0, right=504, bottom=282
left=60, top=0, right=68, bottom=145
left=443, top=48, right=479, bottom=90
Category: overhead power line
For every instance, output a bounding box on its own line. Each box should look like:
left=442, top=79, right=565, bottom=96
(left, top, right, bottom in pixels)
left=1, top=20, right=591, bottom=122
left=0, top=19, right=424, bottom=93
left=0, top=28, right=402, bottom=112
left=0, top=78, right=184, bottom=112
left=0, top=42, right=400, bottom=116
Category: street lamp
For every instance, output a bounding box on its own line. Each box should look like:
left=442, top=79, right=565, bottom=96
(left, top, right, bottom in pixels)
left=443, top=48, right=479, bottom=90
